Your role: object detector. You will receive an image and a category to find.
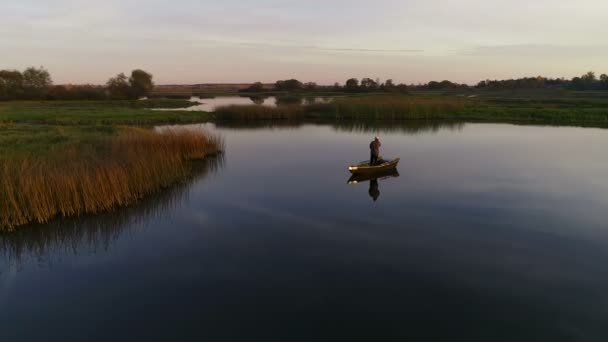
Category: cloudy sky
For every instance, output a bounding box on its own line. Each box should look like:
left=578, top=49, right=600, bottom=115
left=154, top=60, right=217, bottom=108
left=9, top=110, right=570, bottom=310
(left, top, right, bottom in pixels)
left=1, top=0, right=607, bottom=84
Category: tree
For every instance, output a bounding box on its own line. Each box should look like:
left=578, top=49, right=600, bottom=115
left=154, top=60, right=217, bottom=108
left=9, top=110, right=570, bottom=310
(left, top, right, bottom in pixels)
left=275, top=79, right=303, bottom=91
left=360, top=77, right=378, bottom=91
left=384, top=79, right=395, bottom=90
left=304, top=82, right=317, bottom=91
left=21, top=66, right=52, bottom=99
left=0, top=70, right=24, bottom=100
left=106, top=73, right=131, bottom=99
left=22, top=66, right=52, bottom=90
left=582, top=71, right=596, bottom=82
left=600, top=74, right=608, bottom=89
left=345, top=78, right=359, bottom=92
left=129, top=69, right=154, bottom=98
left=250, top=82, right=265, bottom=92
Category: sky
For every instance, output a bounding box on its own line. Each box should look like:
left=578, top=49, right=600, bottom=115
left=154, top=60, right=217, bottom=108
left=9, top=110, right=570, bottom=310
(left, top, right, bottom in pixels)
left=1, top=0, right=607, bottom=85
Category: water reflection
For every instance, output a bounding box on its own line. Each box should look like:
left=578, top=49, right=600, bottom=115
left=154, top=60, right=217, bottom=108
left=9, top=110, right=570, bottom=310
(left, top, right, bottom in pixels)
left=157, top=96, right=333, bottom=112
left=213, top=120, right=466, bottom=134
left=333, top=120, right=465, bottom=134
left=0, top=156, right=224, bottom=266
left=249, top=96, right=266, bottom=105
left=348, top=170, right=400, bottom=202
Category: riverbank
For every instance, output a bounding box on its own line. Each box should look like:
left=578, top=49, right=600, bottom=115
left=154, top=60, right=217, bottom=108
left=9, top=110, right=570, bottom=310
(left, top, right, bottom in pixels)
left=212, top=93, right=608, bottom=127
left=0, top=127, right=223, bottom=230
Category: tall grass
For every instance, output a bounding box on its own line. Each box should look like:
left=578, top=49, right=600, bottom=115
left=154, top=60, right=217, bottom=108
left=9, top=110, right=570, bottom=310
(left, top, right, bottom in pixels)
left=0, top=128, right=223, bottom=231
left=330, top=96, right=471, bottom=120
left=0, top=156, right=223, bottom=263
left=213, top=96, right=470, bottom=121
left=212, top=94, right=608, bottom=126
left=213, top=104, right=306, bottom=120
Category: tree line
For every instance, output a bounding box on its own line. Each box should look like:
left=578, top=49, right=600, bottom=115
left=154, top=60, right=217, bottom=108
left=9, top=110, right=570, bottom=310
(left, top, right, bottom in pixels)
left=242, top=72, right=608, bottom=93
left=0, top=66, right=154, bottom=101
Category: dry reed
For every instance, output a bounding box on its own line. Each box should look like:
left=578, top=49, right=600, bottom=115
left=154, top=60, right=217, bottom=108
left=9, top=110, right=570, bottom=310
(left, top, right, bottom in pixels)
left=0, top=128, right=223, bottom=231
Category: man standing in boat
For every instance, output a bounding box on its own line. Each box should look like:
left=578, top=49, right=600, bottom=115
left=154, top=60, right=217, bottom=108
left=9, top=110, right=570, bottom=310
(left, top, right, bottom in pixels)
left=370, top=136, right=381, bottom=166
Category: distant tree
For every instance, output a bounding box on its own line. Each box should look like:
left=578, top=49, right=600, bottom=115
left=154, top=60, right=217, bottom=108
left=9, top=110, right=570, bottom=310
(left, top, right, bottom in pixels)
left=345, top=78, right=359, bottom=92
left=304, top=82, right=317, bottom=91
left=106, top=73, right=131, bottom=99
left=582, top=71, right=596, bottom=83
left=47, top=84, right=107, bottom=100
left=360, top=77, right=378, bottom=91
left=22, top=66, right=52, bottom=92
left=383, top=79, right=395, bottom=91
left=275, top=79, right=303, bottom=91
left=601, top=74, right=608, bottom=89
left=396, top=83, right=408, bottom=92
left=240, top=82, right=265, bottom=93
left=569, top=71, right=599, bottom=90
left=0, top=70, right=24, bottom=100
left=333, top=82, right=342, bottom=91
left=129, top=69, right=154, bottom=98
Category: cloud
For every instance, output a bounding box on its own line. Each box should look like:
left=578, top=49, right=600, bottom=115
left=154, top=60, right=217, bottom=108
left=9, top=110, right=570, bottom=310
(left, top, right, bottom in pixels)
left=462, top=44, right=608, bottom=58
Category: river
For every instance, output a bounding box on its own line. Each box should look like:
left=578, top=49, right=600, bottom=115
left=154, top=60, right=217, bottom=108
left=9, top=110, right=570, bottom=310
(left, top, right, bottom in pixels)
left=2, top=121, right=608, bottom=341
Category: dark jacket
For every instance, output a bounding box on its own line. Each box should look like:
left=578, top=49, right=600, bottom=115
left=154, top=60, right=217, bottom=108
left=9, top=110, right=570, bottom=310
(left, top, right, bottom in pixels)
left=370, top=140, right=381, bottom=157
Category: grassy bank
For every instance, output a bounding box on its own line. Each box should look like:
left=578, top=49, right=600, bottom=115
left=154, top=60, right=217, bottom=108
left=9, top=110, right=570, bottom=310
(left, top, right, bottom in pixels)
left=0, top=128, right=223, bottom=231
left=212, top=93, right=608, bottom=126
left=0, top=100, right=210, bottom=125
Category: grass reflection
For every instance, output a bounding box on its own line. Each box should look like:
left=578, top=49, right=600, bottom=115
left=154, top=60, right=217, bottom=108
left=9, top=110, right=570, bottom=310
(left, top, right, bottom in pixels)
left=0, top=155, right=223, bottom=265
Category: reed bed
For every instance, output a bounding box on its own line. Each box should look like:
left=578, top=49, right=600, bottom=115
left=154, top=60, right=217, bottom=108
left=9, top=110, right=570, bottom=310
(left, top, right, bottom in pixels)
left=330, top=96, right=471, bottom=120
left=213, top=96, right=471, bottom=121
left=0, top=128, right=223, bottom=231
left=213, top=104, right=307, bottom=120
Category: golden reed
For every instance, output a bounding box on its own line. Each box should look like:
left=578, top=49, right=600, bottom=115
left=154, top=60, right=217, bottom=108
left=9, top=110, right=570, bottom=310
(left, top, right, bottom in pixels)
left=0, top=128, right=223, bottom=231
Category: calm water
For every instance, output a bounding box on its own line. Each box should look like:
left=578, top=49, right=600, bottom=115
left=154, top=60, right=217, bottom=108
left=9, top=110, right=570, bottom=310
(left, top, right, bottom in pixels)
left=166, top=96, right=333, bottom=111
left=2, top=122, right=608, bottom=341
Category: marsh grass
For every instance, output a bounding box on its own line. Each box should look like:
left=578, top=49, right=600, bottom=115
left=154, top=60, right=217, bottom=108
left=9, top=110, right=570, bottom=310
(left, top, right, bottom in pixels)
left=213, top=104, right=307, bottom=120
left=0, top=128, right=223, bottom=230
left=0, top=100, right=209, bottom=125
left=212, top=94, right=608, bottom=125
left=0, top=155, right=223, bottom=263
left=213, top=96, right=471, bottom=121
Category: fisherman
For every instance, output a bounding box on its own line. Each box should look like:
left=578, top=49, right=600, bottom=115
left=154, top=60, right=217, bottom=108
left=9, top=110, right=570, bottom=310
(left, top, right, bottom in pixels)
left=369, top=136, right=381, bottom=166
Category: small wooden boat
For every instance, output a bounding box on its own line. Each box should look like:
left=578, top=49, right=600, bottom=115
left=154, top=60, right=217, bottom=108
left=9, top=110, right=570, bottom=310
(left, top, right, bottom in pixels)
left=348, top=158, right=400, bottom=174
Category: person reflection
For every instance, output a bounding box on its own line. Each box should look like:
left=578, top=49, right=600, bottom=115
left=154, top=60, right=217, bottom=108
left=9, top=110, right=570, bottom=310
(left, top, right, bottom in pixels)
left=368, top=178, right=380, bottom=201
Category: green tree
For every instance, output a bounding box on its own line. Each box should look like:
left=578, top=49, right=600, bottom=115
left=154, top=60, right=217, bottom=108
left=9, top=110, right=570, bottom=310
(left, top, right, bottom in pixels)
left=304, top=82, right=317, bottom=91
left=360, top=77, right=378, bottom=91
left=0, top=70, right=24, bottom=100
left=275, top=79, right=303, bottom=91
left=22, top=66, right=52, bottom=99
left=249, top=82, right=265, bottom=92
left=600, top=74, right=608, bottom=89
left=345, top=78, right=359, bottom=92
left=106, top=73, right=131, bottom=99
left=129, top=69, right=154, bottom=98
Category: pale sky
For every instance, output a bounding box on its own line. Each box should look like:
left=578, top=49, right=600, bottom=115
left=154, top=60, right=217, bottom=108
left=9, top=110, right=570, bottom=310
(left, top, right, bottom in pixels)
left=1, top=0, right=607, bottom=85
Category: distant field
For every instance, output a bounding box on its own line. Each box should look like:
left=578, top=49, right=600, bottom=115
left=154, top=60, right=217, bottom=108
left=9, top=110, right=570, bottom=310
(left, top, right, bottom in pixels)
left=0, top=100, right=209, bottom=125
left=0, top=100, right=213, bottom=158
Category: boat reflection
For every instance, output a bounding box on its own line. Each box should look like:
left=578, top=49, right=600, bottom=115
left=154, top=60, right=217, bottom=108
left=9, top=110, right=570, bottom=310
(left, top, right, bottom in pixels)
left=347, top=169, right=400, bottom=202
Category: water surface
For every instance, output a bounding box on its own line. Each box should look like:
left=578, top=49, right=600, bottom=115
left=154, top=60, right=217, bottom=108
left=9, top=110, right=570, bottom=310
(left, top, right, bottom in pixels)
left=168, top=95, right=333, bottom=111
left=2, top=122, right=608, bottom=341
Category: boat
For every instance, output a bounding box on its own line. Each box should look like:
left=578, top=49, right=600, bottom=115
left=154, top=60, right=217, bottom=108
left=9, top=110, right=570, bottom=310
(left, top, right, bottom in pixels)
left=348, top=158, right=400, bottom=174
left=347, top=169, right=400, bottom=184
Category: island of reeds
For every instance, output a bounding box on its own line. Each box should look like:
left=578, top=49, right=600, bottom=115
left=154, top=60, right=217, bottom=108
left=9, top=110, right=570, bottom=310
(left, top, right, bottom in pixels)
left=0, top=128, right=223, bottom=230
